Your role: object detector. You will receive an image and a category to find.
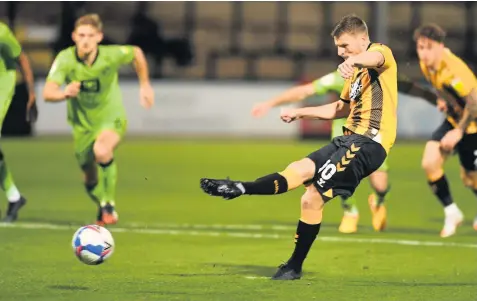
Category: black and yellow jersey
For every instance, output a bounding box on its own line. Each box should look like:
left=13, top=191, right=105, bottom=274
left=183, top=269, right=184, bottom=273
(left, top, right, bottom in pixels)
left=420, top=48, right=477, bottom=134
left=340, top=43, right=398, bottom=154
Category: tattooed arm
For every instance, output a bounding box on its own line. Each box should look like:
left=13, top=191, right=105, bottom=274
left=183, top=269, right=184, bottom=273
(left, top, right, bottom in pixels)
left=458, top=88, right=477, bottom=131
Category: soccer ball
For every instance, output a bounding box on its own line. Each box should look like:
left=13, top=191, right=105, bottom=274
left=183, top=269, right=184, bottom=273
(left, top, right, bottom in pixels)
left=72, top=225, right=115, bottom=265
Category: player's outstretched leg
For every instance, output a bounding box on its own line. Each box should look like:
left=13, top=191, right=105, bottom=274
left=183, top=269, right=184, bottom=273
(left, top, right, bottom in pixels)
left=0, top=149, right=26, bottom=223
left=422, top=141, right=463, bottom=237
left=94, top=130, right=121, bottom=225
left=339, top=195, right=359, bottom=233
left=201, top=158, right=314, bottom=200
left=368, top=167, right=390, bottom=232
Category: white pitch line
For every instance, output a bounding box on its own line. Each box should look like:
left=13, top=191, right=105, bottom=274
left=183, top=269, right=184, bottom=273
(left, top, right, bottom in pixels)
left=0, top=222, right=476, bottom=249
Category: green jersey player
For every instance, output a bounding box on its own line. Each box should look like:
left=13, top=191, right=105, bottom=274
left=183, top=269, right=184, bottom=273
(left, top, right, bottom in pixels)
left=43, top=14, right=154, bottom=225
left=0, top=22, right=36, bottom=223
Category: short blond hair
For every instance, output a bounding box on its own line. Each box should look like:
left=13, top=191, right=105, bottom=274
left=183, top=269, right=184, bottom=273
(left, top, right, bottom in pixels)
left=331, top=14, right=368, bottom=38
left=75, top=14, right=103, bottom=31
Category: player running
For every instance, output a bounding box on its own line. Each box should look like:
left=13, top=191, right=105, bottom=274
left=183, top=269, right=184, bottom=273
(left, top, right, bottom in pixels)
left=0, top=22, right=36, bottom=223
left=201, top=15, right=398, bottom=280
left=414, top=24, right=477, bottom=237
left=43, top=14, right=154, bottom=225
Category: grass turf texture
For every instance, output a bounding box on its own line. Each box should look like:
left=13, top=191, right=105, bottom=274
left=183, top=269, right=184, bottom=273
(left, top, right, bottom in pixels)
left=0, top=138, right=475, bottom=301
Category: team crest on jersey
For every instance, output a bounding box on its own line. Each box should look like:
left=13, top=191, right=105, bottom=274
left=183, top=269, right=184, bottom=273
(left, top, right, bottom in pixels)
left=350, top=78, right=362, bottom=100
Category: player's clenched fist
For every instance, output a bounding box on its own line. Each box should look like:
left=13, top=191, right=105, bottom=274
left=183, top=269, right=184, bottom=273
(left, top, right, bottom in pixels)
left=140, top=84, right=154, bottom=109
left=280, top=108, right=300, bottom=123
left=338, top=58, right=355, bottom=80
left=64, top=82, right=81, bottom=98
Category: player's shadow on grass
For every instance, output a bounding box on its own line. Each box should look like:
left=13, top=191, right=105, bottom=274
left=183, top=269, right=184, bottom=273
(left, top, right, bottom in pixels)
left=48, top=285, right=89, bottom=291
left=208, top=263, right=318, bottom=278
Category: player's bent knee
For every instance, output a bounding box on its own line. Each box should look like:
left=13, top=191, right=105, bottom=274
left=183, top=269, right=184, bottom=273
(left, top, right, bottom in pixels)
left=421, top=142, right=444, bottom=172
left=300, top=187, right=325, bottom=211
left=93, top=143, right=113, bottom=163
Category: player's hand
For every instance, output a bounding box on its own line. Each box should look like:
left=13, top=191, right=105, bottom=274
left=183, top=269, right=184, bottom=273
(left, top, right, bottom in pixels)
left=251, top=102, right=272, bottom=118
left=140, top=84, right=154, bottom=109
left=64, top=82, right=81, bottom=98
left=437, top=98, right=447, bottom=113
left=26, top=91, right=37, bottom=122
left=280, top=108, right=299, bottom=123
left=440, top=128, right=463, bottom=152
left=338, top=57, right=355, bottom=79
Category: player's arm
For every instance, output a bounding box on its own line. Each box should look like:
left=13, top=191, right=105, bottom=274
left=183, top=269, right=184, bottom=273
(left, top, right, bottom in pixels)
left=281, top=100, right=350, bottom=123
left=253, top=72, right=343, bottom=117
left=457, top=89, right=477, bottom=131
left=132, top=46, right=150, bottom=86
left=265, top=84, right=316, bottom=107
left=43, top=53, right=79, bottom=102
left=131, top=46, right=154, bottom=109
left=397, top=74, right=438, bottom=105
left=297, top=101, right=350, bottom=120
left=16, top=52, right=35, bottom=102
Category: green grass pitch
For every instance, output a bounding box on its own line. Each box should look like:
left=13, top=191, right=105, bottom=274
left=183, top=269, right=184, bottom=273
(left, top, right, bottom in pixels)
left=0, top=137, right=475, bottom=301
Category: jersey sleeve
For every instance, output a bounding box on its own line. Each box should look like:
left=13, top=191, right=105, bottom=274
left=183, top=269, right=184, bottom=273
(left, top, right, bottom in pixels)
left=312, top=72, right=345, bottom=95
left=368, top=44, right=395, bottom=71
left=448, top=60, right=477, bottom=98
left=0, top=23, right=21, bottom=59
left=46, top=52, right=68, bottom=85
left=111, top=45, right=135, bottom=66
left=339, top=79, right=351, bottom=103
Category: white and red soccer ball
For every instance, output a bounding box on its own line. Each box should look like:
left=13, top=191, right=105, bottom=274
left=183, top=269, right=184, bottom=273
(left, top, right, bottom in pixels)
left=72, top=225, right=115, bottom=265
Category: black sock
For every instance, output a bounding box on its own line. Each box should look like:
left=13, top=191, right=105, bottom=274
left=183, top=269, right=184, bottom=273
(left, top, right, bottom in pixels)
left=99, top=159, right=114, bottom=168
left=85, top=182, right=100, bottom=204
left=428, top=175, right=453, bottom=207
left=288, top=220, right=321, bottom=272
left=242, top=173, right=288, bottom=195
left=374, top=186, right=390, bottom=205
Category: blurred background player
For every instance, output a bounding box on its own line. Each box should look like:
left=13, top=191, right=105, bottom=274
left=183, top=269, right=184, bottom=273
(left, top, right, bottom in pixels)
left=0, top=22, right=35, bottom=223
left=251, top=71, right=389, bottom=234
left=42, top=14, right=154, bottom=225
left=414, top=23, right=477, bottom=237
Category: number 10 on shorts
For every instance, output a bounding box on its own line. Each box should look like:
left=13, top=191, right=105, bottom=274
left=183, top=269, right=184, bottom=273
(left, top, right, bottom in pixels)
left=317, top=160, right=337, bottom=188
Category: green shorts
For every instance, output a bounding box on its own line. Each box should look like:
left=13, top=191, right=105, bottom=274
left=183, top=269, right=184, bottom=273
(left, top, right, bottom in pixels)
left=72, top=118, right=127, bottom=167
left=331, top=119, right=389, bottom=172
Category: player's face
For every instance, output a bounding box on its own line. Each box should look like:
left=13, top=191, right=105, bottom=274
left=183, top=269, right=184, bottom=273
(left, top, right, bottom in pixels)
left=416, top=37, right=443, bottom=68
left=72, top=25, right=103, bottom=55
left=334, top=33, right=367, bottom=59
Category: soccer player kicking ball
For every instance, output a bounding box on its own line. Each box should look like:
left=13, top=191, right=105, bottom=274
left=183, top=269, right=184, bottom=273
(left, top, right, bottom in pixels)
left=201, top=14, right=398, bottom=280
left=0, top=22, right=36, bottom=223
left=251, top=71, right=390, bottom=234
left=43, top=14, right=154, bottom=225
left=414, top=24, right=477, bottom=237
left=251, top=72, right=438, bottom=234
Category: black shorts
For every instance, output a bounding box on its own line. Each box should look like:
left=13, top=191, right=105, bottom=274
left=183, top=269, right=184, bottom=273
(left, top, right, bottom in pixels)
left=431, top=120, right=477, bottom=171
left=305, top=133, right=387, bottom=202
